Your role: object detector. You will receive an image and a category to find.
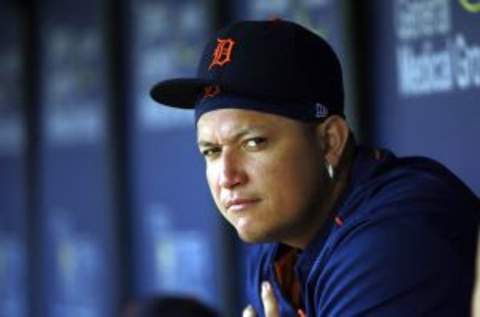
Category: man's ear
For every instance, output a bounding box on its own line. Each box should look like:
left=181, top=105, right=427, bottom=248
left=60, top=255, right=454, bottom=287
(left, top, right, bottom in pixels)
left=316, top=115, right=350, bottom=167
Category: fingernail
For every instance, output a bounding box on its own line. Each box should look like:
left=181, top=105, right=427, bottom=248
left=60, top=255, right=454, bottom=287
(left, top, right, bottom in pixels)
left=262, top=281, right=271, bottom=294
left=298, top=309, right=307, bottom=317
left=242, top=305, right=255, bottom=317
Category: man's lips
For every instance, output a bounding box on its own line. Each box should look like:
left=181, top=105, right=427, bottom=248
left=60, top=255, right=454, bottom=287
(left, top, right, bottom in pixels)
left=225, top=198, right=261, bottom=211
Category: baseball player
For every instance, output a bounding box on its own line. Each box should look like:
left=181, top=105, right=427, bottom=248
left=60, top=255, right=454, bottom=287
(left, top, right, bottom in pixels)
left=150, top=20, right=480, bottom=317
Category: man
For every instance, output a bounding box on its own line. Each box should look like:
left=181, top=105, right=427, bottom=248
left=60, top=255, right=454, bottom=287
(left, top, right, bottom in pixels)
left=150, top=20, right=480, bottom=316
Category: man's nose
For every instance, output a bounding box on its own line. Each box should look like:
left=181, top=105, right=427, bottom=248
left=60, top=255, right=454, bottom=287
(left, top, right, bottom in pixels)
left=218, top=152, right=246, bottom=189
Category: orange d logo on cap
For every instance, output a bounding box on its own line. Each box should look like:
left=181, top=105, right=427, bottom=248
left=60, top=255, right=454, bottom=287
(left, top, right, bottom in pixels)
left=209, top=38, right=236, bottom=69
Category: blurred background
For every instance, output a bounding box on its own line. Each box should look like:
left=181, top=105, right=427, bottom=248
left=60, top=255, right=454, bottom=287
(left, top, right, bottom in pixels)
left=0, top=0, right=479, bottom=316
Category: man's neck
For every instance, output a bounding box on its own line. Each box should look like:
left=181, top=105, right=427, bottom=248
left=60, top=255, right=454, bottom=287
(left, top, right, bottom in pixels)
left=284, top=142, right=356, bottom=250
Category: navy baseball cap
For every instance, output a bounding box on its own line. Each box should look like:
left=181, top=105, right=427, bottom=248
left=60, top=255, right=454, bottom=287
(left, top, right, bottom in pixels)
left=150, top=19, right=344, bottom=123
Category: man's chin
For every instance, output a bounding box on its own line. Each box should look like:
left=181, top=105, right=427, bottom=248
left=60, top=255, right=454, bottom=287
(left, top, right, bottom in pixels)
left=236, top=229, right=274, bottom=244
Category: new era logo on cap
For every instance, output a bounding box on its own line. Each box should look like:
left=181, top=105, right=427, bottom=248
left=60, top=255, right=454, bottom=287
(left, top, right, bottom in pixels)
left=315, top=103, right=329, bottom=118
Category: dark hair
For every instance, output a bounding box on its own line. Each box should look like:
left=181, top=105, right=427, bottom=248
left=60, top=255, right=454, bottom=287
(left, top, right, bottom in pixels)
left=131, top=296, right=220, bottom=317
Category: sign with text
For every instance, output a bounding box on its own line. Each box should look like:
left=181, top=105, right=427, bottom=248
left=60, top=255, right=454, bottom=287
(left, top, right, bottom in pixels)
left=368, top=0, right=480, bottom=195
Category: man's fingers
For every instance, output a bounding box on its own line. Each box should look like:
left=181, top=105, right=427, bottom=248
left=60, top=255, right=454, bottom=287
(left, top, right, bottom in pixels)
left=262, top=281, right=280, bottom=317
left=242, top=281, right=279, bottom=317
left=242, top=305, right=256, bottom=317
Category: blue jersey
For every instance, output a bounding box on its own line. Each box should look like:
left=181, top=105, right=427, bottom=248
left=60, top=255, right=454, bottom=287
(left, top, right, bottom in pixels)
left=245, top=146, right=480, bottom=317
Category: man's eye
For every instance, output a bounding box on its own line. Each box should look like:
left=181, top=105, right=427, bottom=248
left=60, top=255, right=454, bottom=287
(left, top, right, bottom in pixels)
left=243, top=137, right=267, bottom=150
left=201, top=148, right=220, bottom=158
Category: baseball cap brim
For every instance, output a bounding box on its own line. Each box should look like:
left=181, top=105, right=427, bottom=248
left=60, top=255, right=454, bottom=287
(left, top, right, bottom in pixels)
left=150, top=78, right=214, bottom=108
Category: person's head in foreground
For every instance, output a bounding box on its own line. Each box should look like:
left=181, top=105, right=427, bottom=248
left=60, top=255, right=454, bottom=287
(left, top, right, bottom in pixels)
left=124, top=295, right=219, bottom=317
left=151, top=20, right=480, bottom=317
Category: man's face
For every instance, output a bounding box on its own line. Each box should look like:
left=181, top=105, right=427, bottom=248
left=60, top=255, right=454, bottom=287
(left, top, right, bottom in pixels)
left=197, top=108, right=329, bottom=245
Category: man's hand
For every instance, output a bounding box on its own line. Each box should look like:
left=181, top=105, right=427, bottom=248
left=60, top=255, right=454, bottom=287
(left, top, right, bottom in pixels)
left=242, top=281, right=280, bottom=317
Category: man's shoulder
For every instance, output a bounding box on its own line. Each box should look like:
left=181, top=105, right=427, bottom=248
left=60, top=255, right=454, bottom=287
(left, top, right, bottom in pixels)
left=315, top=147, right=480, bottom=282
left=345, top=146, right=479, bottom=220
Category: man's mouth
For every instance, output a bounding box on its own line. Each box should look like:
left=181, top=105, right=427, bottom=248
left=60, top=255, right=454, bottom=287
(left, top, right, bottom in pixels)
left=225, top=198, right=261, bottom=212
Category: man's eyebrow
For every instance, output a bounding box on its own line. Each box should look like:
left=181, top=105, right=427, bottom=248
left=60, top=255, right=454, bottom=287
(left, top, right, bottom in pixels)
left=197, top=125, right=269, bottom=147
left=197, top=140, right=216, bottom=147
